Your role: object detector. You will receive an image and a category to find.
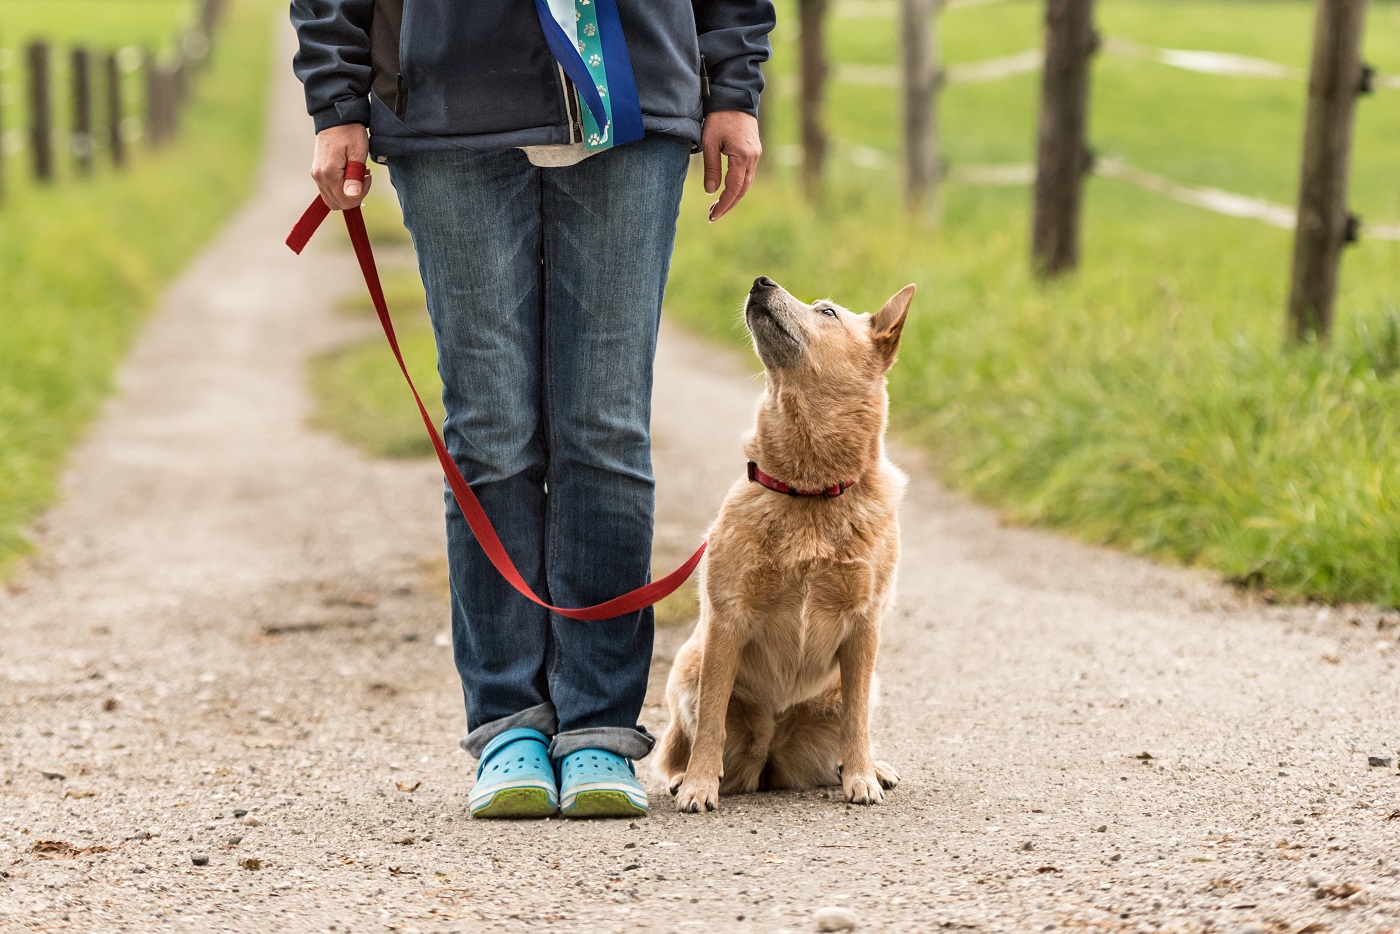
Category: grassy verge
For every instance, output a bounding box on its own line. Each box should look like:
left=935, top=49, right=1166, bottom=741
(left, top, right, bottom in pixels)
left=311, top=257, right=443, bottom=458
left=0, top=0, right=276, bottom=575
left=307, top=0, right=1400, bottom=606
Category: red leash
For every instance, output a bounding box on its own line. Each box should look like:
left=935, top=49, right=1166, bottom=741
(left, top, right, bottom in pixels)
left=287, top=162, right=706, bottom=621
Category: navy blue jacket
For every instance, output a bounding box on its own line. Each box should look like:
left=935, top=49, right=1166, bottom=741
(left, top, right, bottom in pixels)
left=290, top=0, right=775, bottom=159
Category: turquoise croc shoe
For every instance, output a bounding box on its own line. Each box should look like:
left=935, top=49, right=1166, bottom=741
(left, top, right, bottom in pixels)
left=557, top=749, right=649, bottom=818
left=469, top=728, right=558, bottom=819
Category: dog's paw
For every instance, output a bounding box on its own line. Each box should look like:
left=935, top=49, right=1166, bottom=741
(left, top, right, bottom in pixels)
left=874, top=760, right=900, bottom=790
left=674, top=775, right=720, bottom=813
left=842, top=770, right=886, bottom=805
left=666, top=773, right=686, bottom=797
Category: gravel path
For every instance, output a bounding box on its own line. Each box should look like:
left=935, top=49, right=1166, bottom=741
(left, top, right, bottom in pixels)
left=3, top=22, right=1399, bottom=934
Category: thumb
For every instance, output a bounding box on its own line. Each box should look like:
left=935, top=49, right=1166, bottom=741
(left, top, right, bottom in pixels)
left=344, top=135, right=370, bottom=199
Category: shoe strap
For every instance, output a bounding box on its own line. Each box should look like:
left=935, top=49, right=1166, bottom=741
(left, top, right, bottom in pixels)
left=478, top=727, right=550, bottom=777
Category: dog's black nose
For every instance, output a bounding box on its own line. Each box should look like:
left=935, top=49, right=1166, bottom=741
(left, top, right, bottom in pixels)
left=751, top=276, right=778, bottom=293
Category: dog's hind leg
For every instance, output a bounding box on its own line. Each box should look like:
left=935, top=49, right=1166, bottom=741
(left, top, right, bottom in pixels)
left=719, top=698, right=774, bottom=795
left=761, top=688, right=843, bottom=790
left=655, top=720, right=692, bottom=796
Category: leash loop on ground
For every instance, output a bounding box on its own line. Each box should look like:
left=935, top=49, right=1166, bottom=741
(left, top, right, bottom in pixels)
left=286, top=162, right=706, bottom=621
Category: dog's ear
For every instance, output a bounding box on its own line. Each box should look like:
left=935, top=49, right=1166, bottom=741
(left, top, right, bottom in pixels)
left=869, top=284, right=916, bottom=368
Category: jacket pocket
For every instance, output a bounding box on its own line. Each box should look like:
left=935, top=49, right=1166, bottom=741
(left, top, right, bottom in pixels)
left=619, top=0, right=702, bottom=120
left=397, top=0, right=566, bottom=137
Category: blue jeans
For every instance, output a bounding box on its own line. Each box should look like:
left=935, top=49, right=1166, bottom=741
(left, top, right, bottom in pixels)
left=388, top=135, right=691, bottom=762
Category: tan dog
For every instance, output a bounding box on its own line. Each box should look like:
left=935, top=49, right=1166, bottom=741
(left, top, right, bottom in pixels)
left=655, top=276, right=914, bottom=812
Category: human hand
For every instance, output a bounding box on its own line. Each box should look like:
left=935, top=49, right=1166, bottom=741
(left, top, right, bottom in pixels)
left=701, top=110, right=762, bottom=222
left=311, top=123, right=372, bottom=211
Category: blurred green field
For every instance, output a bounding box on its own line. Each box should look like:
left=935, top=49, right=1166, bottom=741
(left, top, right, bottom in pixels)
left=313, top=0, right=1400, bottom=605
left=0, top=0, right=275, bottom=575
left=0, top=0, right=188, bottom=46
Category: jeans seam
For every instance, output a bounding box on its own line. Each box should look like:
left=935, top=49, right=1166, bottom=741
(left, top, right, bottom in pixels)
left=540, top=170, right=564, bottom=696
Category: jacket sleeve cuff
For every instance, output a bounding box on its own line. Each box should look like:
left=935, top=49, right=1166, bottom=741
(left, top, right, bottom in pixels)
left=311, top=97, right=371, bottom=133
left=704, top=84, right=759, bottom=117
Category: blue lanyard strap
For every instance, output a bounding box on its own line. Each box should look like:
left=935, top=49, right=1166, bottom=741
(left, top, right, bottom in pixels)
left=533, top=0, right=645, bottom=150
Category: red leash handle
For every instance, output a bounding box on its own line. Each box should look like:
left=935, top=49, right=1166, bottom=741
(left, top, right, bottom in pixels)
left=287, top=162, right=706, bottom=621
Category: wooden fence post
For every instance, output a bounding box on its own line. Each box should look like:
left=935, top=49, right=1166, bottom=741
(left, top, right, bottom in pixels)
left=1031, top=0, right=1097, bottom=276
left=27, top=41, right=54, bottom=182
left=797, top=0, right=829, bottom=200
left=106, top=51, right=126, bottom=168
left=72, top=46, right=94, bottom=176
left=144, top=51, right=172, bottom=147
left=176, top=53, right=189, bottom=107
left=143, top=51, right=157, bottom=145
left=901, top=0, right=943, bottom=215
left=1286, top=0, right=1370, bottom=342
left=199, top=0, right=224, bottom=46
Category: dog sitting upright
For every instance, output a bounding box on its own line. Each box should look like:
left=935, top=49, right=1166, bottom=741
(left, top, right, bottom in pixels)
left=656, top=276, right=914, bottom=812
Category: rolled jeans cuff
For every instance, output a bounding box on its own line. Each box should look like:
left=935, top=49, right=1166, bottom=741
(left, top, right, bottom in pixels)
left=549, top=724, right=655, bottom=761
left=459, top=702, right=558, bottom=759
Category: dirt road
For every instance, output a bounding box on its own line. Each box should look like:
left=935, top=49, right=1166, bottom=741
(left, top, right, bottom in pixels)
left=2, top=20, right=1397, bottom=934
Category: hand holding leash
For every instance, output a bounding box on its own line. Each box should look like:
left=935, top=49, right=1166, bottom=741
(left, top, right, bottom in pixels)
left=311, top=124, right=372, bottom=211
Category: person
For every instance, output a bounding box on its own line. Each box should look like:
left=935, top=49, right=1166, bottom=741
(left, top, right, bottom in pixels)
left=289, top=0, right=774, bottom=819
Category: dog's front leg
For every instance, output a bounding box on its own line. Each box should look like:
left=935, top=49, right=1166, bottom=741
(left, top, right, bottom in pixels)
left=837, top=619, right=884, bottom=804
left=674, top=619, right=744, bottom=813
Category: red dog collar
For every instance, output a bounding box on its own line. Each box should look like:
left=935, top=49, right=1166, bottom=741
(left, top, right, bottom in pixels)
left=747, top=462, right=857, bottom=498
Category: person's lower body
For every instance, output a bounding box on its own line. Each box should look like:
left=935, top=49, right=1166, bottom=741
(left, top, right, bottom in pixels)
left=388, top=134, right=691, bottom=817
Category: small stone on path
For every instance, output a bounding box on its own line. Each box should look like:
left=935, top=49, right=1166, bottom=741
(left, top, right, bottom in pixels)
left=1367, top=755, right=1393, bottom=767
left=815, top=906, right=858, bottom=931
left=191, top=852, right=209, bottom=867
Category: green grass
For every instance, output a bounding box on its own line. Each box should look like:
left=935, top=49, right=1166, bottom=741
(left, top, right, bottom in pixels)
left=0, top=0, right=276, bottom=575
left=312, top=254, right=444, bottom=458
left=308, top=0, right=1400, bottom=606
left=0, top=0, right=189, bottom=46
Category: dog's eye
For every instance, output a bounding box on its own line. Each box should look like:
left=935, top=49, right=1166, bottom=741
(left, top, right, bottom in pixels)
left=817, top=306, right=837, bottom=318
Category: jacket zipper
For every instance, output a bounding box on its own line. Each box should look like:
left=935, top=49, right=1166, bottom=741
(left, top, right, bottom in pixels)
left=557, top=63, right=583, bottom=143
left=396, top=0, right=413, bottom=119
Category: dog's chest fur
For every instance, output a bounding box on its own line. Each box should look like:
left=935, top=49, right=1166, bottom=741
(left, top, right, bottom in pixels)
left=699, top=462, right=902, bottom=710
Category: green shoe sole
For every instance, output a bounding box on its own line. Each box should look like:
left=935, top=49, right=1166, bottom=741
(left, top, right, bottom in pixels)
left=561, top=789, right=649, bottom=819
left=471, top=787, right=557, bottom=819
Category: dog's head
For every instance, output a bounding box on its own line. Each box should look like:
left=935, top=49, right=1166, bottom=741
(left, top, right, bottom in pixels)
left=744, top=277, right=916, bottom=386
left=741, top=277, right=916, bottom=487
